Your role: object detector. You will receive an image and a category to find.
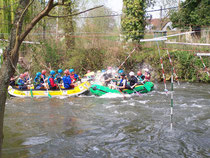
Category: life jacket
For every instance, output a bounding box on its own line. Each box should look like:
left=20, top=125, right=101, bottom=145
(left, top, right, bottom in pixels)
left=48, top=75, right=54, bottom=87
left=63, top=75, right=71, bottom=89
left=40, top=75, right=46, bottom=83
left=55, top=73, right=62, bottom=83
left=70, top=74, right=76, bottom=82
left=145, top=74, right=151, bottom=81
left=119, top=79, right=127, bottom=87
left=34, top=76, right=41, bottom=85
left=17, top=78, right=24, bottom=86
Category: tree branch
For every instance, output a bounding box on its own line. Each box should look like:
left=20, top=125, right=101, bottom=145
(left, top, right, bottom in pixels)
left=47, top=5, right=104, bottom=18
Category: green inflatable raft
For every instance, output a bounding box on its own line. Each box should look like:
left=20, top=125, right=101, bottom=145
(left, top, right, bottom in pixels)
left=90, top=82, right=154, bottom=96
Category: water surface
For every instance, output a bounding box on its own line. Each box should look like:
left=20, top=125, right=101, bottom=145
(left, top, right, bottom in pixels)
left=3, top=82, right=210, bottom=158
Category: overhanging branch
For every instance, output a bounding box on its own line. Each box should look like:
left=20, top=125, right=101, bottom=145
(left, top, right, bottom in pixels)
left=47, top=5, right=104, bottom=18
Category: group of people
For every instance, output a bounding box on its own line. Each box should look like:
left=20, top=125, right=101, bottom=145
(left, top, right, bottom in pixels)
left=101, top=67, right=151, bottom=91
left=10, top=69, right=80, bottom=90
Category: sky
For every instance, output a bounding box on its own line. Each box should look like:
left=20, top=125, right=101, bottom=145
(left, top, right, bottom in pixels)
left=105, top=0, right=180, bottom=19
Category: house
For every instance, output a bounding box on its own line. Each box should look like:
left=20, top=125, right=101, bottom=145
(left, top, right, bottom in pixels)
left=146, top=18, right=176, bottom=31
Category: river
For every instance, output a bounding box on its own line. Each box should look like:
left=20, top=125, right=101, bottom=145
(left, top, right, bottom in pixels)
left=2, top=82, right=210, bottom=158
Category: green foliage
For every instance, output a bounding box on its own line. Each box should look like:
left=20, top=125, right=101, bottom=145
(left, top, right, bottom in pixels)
left=66, top=48, right=105, bottom=75
left=121, top=0, right=146, bottom=42
left=170, top=0, right=210, bottom=28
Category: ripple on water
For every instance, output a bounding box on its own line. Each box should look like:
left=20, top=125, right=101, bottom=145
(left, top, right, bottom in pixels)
left=22, top=136, right=51, bottom=146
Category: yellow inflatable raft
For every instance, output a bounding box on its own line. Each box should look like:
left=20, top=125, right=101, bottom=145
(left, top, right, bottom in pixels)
left=8, top=81, right=91, bottom=98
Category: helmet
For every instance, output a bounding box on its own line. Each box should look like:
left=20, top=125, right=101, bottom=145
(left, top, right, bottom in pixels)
left=64, top=69, right=69, bottom=75
left=36, top=72, right=41, bottom=76
left=144, top=68, right=149, bottom=72
left=50, top=70, right=55, bottom=75
left=20, top=74, right=24, bottom=78
left=69, top=69, right=74, bottom=73
left=107, top=66, right=112, bottom=70
left=121, top=73, right=126, bottom=77
left=129, top=71, right=135, bottom=76
left=87, top=70, right=91, bottom=73
left=24, top=72, right=28, bottom=76
left=118, top=70, right=124, bottom=74
left=137, top=71, right=142, bottom=76
left=41, top=70, right=46, bottom=75
left=58, top=69, right=63, bottom=73
left=101, top=69, right=106, bottom=73
left=107, top=70, right=111, bottom=74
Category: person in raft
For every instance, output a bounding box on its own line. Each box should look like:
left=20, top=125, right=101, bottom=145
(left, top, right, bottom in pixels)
left=117, top=73, right=130, bottom=91
left=55, top=69, right=63, bottom=84
left=69, top=69, right=79, bottom=83
left=143, top=69, right=151, bottom=83
left=24, top=72, right=32, bottom=84
left=136, top=70, right=145, bottom=84
left=34, top=72, right=44, bottom=90
left=62, top=69, right=73, bottom=89
left=17, top=74, right=28, bottom=90
left=48, top=70, right=57, bottom=90
left=128, top=71, right=138, bottom=89
left=40, top=69, right=47, bottom=84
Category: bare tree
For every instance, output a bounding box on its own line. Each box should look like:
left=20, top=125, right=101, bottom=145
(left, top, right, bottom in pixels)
left=0, top=0, right=102, bottom=156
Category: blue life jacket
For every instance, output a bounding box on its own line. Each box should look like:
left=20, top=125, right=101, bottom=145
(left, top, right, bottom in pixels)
left=34, top=76, right=41, bottom=85
left=55, top=73, right=62, bottom=83
left=62, top=75, right=71, bottom=89
left=17, top=79, right=25, bottom=86
left=119, top=79, right=127, bottom=86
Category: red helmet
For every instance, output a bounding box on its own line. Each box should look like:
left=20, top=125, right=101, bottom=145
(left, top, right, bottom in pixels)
left=87, top=70, right=91, bottom=73
left=24, top=72, right=28, bottom=76
left=107, top=66, right=112, bottom=70
left=137, top=71, right=142, bottom=76
left=42, top=70, right=47, bottom=75
left=20, top=74, right=24, bottom=78
left=64, top=69, right=69, bottom=75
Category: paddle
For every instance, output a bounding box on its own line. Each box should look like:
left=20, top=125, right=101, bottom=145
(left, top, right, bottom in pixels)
left=132, top=88, right=142, bottom=96
left=44, top=79, right=52, bottom=98
left=58, top=84, right=63, bottom=95
left=28, top=75, right=33, bottom=98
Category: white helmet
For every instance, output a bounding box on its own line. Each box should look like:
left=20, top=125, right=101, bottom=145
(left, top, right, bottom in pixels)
left=107, top=70, right=111, bottom=74
left=129, top=71, right=135, bottom=76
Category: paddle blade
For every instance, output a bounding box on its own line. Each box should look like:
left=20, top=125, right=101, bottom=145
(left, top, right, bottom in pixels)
left=48, top=93, right=52, bottom=98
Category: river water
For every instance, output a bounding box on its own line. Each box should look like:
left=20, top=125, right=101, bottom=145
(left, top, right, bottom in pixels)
left=2, top=82, right=210, bottom=158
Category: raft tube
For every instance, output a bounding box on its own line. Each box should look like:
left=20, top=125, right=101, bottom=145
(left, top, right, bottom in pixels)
left=90, top=82, right=154, bottom=96
left=8, top=81, right=91, bottom=98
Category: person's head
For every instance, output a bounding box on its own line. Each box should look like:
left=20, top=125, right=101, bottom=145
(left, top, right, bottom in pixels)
left=101, top=69, right=106, bottom=73
left=50, top=70, right=55, bottom=75
left=24, top=72, right=29, bottom=77
left=129, top=71, right=135, bottom=76
left=121, top=73, right=126, bottom=78
left=58, top=69, right=63, bottom=74
left=87, top=70, right=91, bottom=73
left=107, top=66, right=112, bottom=70
left=137, top=71, right=142, bottom=76
left=64, top=69, right=69, bottom=75
left=41, top=70, right=47, bottom=75
left=36, top=72, right=41, bottom=77
left=20, top=74, right=24, bottom=79
left=69, top=69, right=74, bottom=74
left=107, top=69, right=111, bottom=74
left=118, top=69, right=124, bottom=74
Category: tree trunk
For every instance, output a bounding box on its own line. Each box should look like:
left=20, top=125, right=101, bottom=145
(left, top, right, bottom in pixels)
left=0, top=0, right=30, bottom=156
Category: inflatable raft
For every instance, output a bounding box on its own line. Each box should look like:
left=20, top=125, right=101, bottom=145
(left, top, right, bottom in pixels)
left=90, top=82, right=154, bottom=96
left=8, top=81, right=91, bottom=98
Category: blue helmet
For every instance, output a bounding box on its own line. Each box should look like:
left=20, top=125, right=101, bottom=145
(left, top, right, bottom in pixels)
left=36, top=72, right=41, bottom=76
left=69, top=69, right=74, bottom=73
left=101, top=69, right=106, bottom=73
left=50, top=70, right=55, bottom=75
left=58, top=69, right=63, bottom=73
left=118, top=70, right=124, bottom=74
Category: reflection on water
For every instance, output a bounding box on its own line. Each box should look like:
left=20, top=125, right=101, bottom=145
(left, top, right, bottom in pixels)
left=3, top=82, right=210, bottom=158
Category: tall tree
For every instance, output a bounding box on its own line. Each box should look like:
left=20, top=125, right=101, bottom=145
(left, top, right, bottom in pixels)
left=0, top=0, right=103, bottom=156
left=170, top=0, right=210, bottom=28
left=121, top=0, right=146, bottom=43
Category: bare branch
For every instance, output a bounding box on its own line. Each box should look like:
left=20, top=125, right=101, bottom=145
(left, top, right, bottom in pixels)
left=47, top=5, right=104, bottom=18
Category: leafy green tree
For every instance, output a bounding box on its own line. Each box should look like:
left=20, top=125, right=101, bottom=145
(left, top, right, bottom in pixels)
left=121, top=0, right=146, bottom=42
left=170, top=0, right=210, bottom=28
